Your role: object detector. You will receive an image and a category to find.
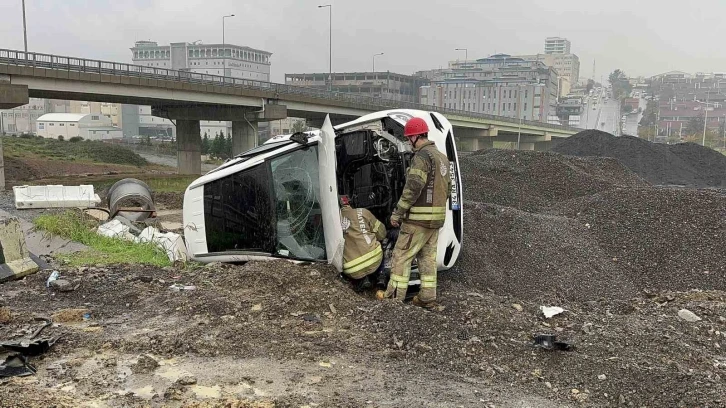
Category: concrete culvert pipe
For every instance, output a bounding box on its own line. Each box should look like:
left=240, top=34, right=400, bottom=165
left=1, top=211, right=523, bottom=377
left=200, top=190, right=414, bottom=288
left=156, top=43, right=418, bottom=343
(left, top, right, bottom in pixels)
left=107, top=178, right=156, bottom=222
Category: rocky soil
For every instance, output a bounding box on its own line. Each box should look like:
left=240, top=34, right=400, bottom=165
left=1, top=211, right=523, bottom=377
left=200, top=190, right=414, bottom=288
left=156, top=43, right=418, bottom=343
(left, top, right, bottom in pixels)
left=1, top=142, right=725, bottom=407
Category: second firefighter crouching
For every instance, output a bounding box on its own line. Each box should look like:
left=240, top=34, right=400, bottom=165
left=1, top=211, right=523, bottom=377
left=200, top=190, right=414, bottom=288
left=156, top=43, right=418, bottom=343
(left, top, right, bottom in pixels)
left=340, top=195, right=387, bottom=291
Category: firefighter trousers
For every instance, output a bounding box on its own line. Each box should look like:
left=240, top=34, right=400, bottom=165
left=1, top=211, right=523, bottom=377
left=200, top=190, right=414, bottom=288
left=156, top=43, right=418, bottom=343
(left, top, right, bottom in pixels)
left=384, top=222, right=438, bottom=302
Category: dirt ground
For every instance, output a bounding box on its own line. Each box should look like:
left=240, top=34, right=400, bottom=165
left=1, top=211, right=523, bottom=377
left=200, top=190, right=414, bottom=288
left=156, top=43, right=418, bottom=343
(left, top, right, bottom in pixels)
left=1, top=261, right=725, bottom=408
left=2, top=145, right=725, bottom=407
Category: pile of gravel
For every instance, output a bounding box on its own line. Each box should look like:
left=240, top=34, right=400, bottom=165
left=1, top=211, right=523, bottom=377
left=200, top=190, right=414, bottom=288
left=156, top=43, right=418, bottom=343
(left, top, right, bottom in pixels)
left=552, top=129, right=726, bottom=187
left=459, top=148, right=645, bottom=211
left=457, top=148, right=726, bottom=301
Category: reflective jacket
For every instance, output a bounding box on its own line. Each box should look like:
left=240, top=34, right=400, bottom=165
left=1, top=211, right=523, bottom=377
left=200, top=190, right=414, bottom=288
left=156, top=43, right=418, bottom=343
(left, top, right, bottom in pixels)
left=341, top=205, right=387, bottom=279
left=392, top=140, right=451, bottom=229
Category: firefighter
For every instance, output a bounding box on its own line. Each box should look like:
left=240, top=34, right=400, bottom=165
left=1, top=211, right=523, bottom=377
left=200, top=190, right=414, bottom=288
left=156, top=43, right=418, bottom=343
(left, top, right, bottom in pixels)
left=379, top=117, right=451, bottom=308
left=340, top=195, right=387, bottom=291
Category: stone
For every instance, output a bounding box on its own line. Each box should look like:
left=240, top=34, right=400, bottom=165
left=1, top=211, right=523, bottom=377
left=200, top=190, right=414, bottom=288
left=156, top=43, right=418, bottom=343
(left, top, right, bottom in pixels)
left=545, top=381, right=552, bottom=389
left=251, top=304, right=263, bottom=312
left=619, top=394, right=626, bottom=405
left=52, top=308, right=90, bottom=323
left=598, top=374, right=607, bottom=381
left=0, top=307, right=11, bottom=324
left=678, top=309, right=702, bottom=322
left=582, top=323, right=594, bottom=334
left=512, top=303, right=523, bottom=312
left=177, top=375, right=197, bottom=386
left=50, top=279, right=75, bottom=292
left=131, top=354, right=159, bottom=374
left=415, top=343, right=433, bottom=353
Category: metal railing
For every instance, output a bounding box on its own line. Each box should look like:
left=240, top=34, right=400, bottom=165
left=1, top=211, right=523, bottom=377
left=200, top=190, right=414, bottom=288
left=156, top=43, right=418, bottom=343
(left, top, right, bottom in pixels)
left=0, top=48, right=578, bottom=132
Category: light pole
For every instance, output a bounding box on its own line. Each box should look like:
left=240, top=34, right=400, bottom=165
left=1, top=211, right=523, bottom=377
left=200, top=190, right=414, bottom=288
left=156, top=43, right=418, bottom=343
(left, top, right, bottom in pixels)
left=455, top=48, right=468, bottom=62
left=318, top=4, right=332, bottom=91
left=703, top=89, right=710, bottom=146
left=22, top=0, right=28, bottom=53
left=372, top=52, right=384, bottom=72
left=222, top=14, right=235, bottom=81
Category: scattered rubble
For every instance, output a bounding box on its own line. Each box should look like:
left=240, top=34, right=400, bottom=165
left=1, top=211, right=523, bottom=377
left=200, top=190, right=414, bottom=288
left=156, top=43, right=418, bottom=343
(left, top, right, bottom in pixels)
left=552, top=129, right=726, bottom=187
left=678, top=309, right=702, bottom=322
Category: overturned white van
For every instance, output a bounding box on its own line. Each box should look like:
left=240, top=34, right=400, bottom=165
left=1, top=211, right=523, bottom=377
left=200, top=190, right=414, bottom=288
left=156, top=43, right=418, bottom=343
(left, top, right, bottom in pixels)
left=182, top=109, right=463, bottom=275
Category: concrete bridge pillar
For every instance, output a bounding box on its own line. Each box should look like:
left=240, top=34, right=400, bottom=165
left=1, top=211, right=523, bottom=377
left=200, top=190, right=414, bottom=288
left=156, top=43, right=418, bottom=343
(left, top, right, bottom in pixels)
left=518, top=142, right=535, bottom=151
left=232, top=121, right=258, bottom=156
left=177, top=120, right=202, bottom=175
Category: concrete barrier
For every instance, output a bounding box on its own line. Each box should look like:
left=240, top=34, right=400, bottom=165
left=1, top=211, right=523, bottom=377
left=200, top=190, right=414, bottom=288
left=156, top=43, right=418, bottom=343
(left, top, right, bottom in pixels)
left=0, top=217, right=40, bottom=283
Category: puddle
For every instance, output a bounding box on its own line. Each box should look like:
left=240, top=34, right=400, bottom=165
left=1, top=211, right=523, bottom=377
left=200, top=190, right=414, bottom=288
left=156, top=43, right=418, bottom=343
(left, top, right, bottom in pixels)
left=127, top=385, right=156, bottom=399
left=191, top=385, right=222, bottom=399
left=155, top=365, right=193, bottom=381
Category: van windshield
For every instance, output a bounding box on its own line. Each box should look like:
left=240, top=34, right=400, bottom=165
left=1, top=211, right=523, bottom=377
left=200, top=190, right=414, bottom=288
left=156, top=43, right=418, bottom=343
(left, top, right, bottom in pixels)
left=203, top=145, right=326, bottom=261
left=271, top=146, right=326, bottom=260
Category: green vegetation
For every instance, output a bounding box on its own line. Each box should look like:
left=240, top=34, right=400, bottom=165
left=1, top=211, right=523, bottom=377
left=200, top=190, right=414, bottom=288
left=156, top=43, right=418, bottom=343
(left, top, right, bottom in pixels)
left=201, top=130, right=233, bottom=160
left=91, top=175, right=197, bottom=194
left=33, top=211, right=170, bottom=267
left=609, top=69, right=633, bottom=100
left=2, top=136, right=148, bottom=166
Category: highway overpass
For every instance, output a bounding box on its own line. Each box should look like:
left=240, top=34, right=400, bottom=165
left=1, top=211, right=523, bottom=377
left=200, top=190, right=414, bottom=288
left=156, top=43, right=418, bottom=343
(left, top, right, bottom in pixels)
left=0, top=49, right=579, bottom=174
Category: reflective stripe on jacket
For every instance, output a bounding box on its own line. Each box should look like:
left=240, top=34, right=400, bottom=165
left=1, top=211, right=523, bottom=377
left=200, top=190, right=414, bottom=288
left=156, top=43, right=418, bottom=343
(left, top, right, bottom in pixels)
left=341, top=205, right=387, bottom=278
left=393, top=141, right=451, bottom=229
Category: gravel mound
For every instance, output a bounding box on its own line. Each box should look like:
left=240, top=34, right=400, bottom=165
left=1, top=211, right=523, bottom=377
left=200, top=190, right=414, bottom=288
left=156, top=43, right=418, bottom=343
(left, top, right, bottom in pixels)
left=553, top=130, right=726, bottom=187
left=458, top=149, right=726, bottom=302
left=459, top=149, right=645, bottom=211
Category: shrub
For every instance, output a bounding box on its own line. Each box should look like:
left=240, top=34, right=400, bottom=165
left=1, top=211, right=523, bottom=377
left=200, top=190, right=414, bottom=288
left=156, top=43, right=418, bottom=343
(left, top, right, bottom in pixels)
left=69, top=136, right=84, bottom=143
left=57, top=136, right=65, bottom=141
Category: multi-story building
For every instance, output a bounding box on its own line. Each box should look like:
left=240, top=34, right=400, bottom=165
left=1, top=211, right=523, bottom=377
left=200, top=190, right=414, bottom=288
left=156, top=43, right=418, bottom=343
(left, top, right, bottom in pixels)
left=418, top=54, right=558, bottom=122
left=0, top=98, right=48, bottom=134
left=285, top=72, right=428, bottom=104
left=545, top=37, right=571, bottom=55
left=129, top=40, right=273, bottom=141
left=131, top=40, right=271, bottom=81
left=515, top=53, right=580, bottom=94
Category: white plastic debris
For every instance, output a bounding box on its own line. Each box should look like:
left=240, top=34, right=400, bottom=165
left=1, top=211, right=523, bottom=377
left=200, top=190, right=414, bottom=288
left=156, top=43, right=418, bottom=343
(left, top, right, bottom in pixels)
left=540, top=306, right=565, bottom=318
left=678, top=309, right=702, bottom=322
left=97, top=219, right=136, bottom=241
left=136, top=227, right=188, bottom=262
left=169, top=283, right=196, bottom=291
left=13, top=185, right=101, bottom=209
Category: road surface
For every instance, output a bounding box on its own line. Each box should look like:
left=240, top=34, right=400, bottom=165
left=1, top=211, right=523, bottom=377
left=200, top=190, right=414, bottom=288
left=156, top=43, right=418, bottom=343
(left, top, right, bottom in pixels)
left=622, top=96, right=646, bottom=136
left=580, top=88, right=622, bottom=135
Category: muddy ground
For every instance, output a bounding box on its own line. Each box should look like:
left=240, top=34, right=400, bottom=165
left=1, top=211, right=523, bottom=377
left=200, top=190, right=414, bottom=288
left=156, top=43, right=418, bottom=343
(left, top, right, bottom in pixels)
left=1, top=261, right=725, bottom=408
left=1, top=146, right=725, bottom=407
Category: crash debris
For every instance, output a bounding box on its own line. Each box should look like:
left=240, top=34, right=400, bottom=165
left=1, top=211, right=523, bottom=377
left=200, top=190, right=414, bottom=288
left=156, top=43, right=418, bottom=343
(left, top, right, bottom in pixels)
left=13, top=184, right=102, bottom=209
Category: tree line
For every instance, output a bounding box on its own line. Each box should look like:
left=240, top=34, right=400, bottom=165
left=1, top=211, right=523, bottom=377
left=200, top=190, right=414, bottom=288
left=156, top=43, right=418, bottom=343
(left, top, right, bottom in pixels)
left=201, top=131, right=233, bottom=160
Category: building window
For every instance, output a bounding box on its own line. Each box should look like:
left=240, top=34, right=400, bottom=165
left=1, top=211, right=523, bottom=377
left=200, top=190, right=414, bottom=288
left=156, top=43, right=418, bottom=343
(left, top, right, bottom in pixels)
left=525, top=90, right=528, bottom=98
left=513, top=103, right=517, bottom=111
left=92, top=115, right=99, bottom=120
left=524, top=103, right=528, bottom=110
left=60, top=123, right=65, bottom=127
left=70, top=124, right=75, bottom=127
left=38, top=123, right=44, bottom=129
left=49, top=123, right=54, bottom=126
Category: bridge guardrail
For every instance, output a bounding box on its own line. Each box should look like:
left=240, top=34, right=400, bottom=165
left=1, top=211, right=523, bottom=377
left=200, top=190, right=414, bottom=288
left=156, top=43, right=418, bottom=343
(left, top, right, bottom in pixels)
left=0, top=48, right=578, bottom=132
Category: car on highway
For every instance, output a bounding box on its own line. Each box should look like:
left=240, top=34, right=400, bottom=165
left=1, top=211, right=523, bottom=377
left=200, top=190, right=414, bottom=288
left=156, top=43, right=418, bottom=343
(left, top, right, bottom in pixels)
left=182, top=109, right=464, bottom=280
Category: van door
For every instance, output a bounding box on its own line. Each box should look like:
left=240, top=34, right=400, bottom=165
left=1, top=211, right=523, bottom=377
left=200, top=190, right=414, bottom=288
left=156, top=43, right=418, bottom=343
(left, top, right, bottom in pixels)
left=318, top=115, right=344, bottom=271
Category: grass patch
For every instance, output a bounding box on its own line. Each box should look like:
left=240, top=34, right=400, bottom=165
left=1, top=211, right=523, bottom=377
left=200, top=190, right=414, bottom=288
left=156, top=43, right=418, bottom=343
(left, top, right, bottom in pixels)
left=146, top=176, right=197, bottom=192
left=2, top=136, right=148, bottom=166
left=91, top=175, right=197, bottom=194
left=33, top=211, right=171, bottom=267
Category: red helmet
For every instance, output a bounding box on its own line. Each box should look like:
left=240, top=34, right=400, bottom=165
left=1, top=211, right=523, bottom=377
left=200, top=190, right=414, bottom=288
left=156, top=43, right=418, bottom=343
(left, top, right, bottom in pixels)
left=403, top=117, right=429, bottom=138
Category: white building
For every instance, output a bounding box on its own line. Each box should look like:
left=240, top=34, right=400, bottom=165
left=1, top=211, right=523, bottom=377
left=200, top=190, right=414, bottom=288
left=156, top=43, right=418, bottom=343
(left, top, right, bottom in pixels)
left=545, top=37, right=571, bottom=55
left=37, top=113, right=123, bottom=141
left=131, top=41, right=271, bottom=81
left=129, top=40, right=273, bottom=140
left=0, top=98, right=48, bottom=135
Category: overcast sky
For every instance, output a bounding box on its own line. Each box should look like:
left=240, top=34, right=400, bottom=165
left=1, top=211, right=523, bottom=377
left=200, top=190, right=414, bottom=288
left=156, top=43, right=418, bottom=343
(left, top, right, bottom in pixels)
left=1, top=0, right=725, bottom=83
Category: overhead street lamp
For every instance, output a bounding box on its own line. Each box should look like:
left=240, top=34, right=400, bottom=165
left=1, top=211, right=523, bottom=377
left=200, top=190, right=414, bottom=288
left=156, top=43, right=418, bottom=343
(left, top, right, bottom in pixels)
left=372, top=52, right=384, bottom=72
left=318, top=4, right=332, bottom=91
left=22, top=0, right=28, bottom=53
left=222, top=14, right=235, bottom=81
left=455, top=48, right=468, bottom=62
